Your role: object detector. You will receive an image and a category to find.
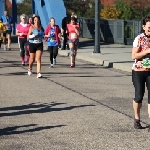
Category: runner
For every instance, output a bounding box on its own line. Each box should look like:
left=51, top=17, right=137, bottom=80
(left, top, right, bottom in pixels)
left=27, top=16, right=44, bottom=78
left=132, top=16, right=150, bottom=131
left=67, top=17, right=80, bottom=67
left=16, top=14, right=30, bottom=66
left=0, top=19, right=6, bottom=49
left=1, top=10, right=13, bottom=50
left=45, top=17, right=61, bottom=68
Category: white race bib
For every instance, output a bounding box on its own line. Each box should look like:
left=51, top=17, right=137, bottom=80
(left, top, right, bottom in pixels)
left=33, top=38, right=42, bottom=43
left=70, top=33, right=77, bottom=39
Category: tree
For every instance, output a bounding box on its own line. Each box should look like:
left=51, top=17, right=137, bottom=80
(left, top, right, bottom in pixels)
left=130, top=0, right=150, bottom=19
left=63, top=0, right=100, bottom=18
left=100, top=7, right=120, bottom=19
left=115, top=0, right=133, bottom=20
left=17, top=0, right=32, bottom=16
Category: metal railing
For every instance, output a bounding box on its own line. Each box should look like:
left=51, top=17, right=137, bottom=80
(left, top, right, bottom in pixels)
left=79, top=18, right=142, bottom=45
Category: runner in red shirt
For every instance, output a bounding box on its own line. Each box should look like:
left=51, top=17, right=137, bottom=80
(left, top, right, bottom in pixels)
left=67, top=17, right=80, bottom=67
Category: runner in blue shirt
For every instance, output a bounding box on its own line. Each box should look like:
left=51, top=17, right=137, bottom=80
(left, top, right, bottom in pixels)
left=1, top=10, right=13, bottom=50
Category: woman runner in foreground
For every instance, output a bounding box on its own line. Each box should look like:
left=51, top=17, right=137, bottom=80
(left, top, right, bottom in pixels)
left=27, top=16, right=44, bottom=78
left=132, top=16, right=150, bottom=131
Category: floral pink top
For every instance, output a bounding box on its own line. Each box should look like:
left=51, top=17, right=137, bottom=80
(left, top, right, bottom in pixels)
left=132, top=33, right=150, bottom=71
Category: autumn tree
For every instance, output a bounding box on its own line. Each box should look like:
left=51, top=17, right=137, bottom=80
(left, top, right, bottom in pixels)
left=100, top=7, right=120, bottom=19
left=63, top=0, right=100, bottom=18
left=115, top=0, right=133, bottom=20
left=130, top=0, right=150, bottom=19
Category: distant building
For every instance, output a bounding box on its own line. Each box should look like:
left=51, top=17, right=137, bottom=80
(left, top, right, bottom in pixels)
left=6, top=0, right=12, bottom=8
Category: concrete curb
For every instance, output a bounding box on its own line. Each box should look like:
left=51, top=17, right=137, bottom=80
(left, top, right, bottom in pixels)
left=58, top=49, right=132, bottom=73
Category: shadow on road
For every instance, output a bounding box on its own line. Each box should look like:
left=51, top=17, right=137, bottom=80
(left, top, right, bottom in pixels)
left=0, top=124, right=65, bottom=136
left=0, top=102, right=95, bottom=117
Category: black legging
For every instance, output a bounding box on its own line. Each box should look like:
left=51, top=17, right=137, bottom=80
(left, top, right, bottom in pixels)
left=24, top=41, right=30, bottom=56
left=48, top=46, right=58, bottom=64
left=19, top=38, right=29, bottom=57
left=132, top=70, right=150, bottom=103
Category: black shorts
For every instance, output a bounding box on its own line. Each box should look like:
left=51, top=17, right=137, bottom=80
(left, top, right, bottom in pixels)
left=29, top=42, right=43, bottom=53
left=3, top=30, right=12, bottom=37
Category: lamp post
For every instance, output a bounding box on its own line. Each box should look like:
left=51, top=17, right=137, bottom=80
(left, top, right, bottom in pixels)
left=94, top=0, right=100, bottom=53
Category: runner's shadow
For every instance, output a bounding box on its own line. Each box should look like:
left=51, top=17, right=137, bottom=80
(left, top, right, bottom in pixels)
left=0, top=102, right=95, bottom=117
left=0, top=124, right=65, bottom=136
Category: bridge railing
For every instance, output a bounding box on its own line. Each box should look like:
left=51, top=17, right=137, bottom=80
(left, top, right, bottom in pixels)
left=79, top=18, right=142, bottom=45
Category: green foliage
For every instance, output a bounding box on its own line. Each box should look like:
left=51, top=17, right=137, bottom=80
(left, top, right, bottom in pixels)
left=115, top=0, right=150, bottom=20
left=115, top=0, right=133, bottom=20
left=100, top=7, right=120, bottom=19
left=6, top=0, right=32, bottom=16
left=17, top=0, right=32, bottom=15
left=63, top=0, right=101, bottom=18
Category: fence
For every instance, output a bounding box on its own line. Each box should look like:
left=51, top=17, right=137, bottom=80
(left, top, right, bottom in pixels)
left=79, top=18, right=142, bottom=45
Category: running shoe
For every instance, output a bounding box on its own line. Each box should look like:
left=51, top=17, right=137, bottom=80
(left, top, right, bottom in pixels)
left=22, top=62, right=25, bottom=66
left=37, top=73, right=42, bottom=78
left=28, top=69, right=32, bottom=76
left=53, top=59, right=56, bottom=65
left=4, top=46, right=7, bottom=51
left=49, top=64, right=53, bottom=68
left=134, top=119, right=142, bottom=129
left=70, top=63, right=75, bottom=68
left=8, top=47, right=11, bottom=50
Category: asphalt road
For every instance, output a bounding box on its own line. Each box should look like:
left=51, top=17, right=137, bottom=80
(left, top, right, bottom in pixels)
left=0, top=45, right=150, bottom=150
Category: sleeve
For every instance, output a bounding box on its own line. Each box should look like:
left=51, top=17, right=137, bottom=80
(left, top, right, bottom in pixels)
left=57, top=25, right=61, bottom=33
left=133, top=36, right=140, bottom=48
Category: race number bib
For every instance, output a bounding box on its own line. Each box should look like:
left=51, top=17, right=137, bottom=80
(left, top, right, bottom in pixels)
left=142, top=58, right=150, bottom=68
left=33, top=38, right=41, bottom=43
left=70, top=33, right=77, bottom=39
left=50, top=37, right=56, bottom=42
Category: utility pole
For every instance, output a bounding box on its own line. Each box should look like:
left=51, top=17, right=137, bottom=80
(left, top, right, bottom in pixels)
left=94, top=0, right=100, bottom=53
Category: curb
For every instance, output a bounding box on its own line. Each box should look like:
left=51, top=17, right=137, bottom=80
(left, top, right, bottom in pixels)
left=58, top=49, right=132, bottom=73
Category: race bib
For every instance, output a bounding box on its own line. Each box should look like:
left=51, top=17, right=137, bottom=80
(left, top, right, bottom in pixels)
left=70, top=33, right=77, bottom=39
left=33, top=38, right=42, bottom=43
left=50, top=37, right=56, bottom=42
left=142, top=58, right=150, bottom=68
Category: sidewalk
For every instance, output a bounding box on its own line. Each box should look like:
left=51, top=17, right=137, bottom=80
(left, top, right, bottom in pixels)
left=57, top=38, right=133, bottom=73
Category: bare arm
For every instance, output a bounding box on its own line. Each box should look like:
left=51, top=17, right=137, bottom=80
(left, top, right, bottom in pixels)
left=27, top=26, right=33, bottom=40
left=132, top=47, right=150, bottom=60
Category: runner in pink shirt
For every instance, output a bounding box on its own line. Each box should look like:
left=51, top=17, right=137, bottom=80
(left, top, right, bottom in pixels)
left=16, top=14, right=30, bottom=66
left=67, top=17, right=80, bottom=67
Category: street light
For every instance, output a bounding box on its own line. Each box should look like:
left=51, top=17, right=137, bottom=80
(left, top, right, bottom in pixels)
left=94, top=0, right=100, bottom=53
